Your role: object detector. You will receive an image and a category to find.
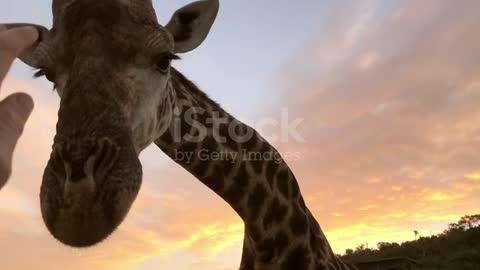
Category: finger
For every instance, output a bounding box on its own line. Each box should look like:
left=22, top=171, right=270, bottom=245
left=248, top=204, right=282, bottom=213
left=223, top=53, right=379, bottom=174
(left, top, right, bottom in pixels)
left=0, top=92, right=34, bottom=189
left=0, top=26, right=39, bottom=83
left=0, top=26, right=38, bottom=54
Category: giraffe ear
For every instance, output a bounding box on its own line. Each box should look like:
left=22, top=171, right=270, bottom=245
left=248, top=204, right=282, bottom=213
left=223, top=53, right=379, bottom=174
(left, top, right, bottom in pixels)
left=166, top=0, right=219, bottom=53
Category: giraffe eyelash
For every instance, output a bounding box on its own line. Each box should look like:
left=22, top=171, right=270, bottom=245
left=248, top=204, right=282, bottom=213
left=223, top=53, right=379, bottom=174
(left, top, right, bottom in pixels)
left=33, top=69, right=46, bottom=78
left=155, top=52, right=181, bottom=63
left=163, top=52, right=181, bottom=61
left=34, top=69, right=58, bottom=91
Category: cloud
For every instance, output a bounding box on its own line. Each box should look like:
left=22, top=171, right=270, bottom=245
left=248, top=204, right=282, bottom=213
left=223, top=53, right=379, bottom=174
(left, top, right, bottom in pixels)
left=465, top=171, right=480, bottom=181
left=270, top=0, right=480, bottom=253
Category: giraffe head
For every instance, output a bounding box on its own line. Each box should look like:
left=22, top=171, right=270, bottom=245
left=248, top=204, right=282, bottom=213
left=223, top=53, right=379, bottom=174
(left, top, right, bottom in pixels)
left=4, top=0, right=219, bottom=247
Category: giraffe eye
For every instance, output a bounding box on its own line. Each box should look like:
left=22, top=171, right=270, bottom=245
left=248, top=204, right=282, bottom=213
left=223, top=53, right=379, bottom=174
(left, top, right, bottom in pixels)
left=156, top=58, right=171, bottom=73
left=154, top=53, right=180, bottom=73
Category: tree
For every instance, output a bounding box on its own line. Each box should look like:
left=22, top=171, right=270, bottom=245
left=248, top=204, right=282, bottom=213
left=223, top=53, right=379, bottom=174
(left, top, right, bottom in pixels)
left=342, top=214, right=480, bottom=269
left=449, top=222, right=463, bottom=231
left=449, top=215, right=480, bottom=232
left=459, top=215, right=480, bottom=229
left=355, top=244, right=366, bottom=252
left=377, top=242, right=399, bottom=252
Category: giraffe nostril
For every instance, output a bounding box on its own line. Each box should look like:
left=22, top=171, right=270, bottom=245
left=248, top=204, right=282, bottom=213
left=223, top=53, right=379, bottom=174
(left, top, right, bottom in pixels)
left=54, top=138, right=120, bottom=208
left=88, top=138, right=120, bottom=182
left=51, top=138, right=120, bottom=188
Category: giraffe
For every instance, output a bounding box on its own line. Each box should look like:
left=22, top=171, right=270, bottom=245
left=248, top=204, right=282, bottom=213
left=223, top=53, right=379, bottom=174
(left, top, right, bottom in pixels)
left=4, top=0, right=357, bottom=269
left=155, top=68, right=358, bottom=270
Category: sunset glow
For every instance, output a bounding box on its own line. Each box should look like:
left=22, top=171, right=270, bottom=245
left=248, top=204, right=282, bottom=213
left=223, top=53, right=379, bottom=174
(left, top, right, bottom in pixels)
left=1, top=0, right=479, bottom=269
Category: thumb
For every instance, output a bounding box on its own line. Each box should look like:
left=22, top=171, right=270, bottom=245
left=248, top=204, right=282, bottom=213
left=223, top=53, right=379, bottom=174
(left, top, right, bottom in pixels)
left=0, top=92, right=34, bottom=189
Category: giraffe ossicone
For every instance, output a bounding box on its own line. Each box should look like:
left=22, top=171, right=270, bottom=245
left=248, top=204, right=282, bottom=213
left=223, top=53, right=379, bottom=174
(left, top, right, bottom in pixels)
left=4, top=0, right=357, bottom=269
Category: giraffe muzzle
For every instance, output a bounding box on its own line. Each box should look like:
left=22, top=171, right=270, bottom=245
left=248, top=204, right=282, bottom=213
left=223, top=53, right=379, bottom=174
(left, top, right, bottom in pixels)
left=40, top=134, right=143, bottom=247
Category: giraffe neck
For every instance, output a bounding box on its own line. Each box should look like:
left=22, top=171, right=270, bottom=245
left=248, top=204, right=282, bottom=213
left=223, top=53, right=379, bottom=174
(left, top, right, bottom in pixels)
left=155, top=68, right=344, bottom=268
left=156, top=68, right=303, bottom=225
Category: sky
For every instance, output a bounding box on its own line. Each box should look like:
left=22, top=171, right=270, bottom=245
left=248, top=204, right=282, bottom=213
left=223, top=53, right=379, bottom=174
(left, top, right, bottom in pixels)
left=1, top=0, right=479, bottom=269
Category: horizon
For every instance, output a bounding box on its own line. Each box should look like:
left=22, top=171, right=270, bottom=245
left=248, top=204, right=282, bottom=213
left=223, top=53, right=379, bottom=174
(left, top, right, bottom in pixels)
left=1, top=1, right=479, bottom=269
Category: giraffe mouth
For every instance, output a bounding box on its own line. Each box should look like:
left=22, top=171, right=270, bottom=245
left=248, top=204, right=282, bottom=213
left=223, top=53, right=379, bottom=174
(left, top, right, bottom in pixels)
left=40, top=133, right=143, bottom=247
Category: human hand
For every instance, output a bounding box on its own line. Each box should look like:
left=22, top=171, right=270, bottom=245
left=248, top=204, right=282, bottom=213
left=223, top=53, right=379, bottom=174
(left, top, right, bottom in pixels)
left=0, top=25, right=38, bottom=190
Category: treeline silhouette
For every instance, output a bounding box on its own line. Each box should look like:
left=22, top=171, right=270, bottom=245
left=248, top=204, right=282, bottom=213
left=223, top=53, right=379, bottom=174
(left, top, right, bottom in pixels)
left=341, top=214, right=480, bottom=269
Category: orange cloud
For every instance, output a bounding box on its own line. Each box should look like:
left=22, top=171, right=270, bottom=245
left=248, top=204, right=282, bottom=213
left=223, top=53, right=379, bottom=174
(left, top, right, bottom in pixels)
left=465, top=171, right=480, bottom=181
left=272, top=0, right=480, bottom=255
left=426, top=192, right=465, bottom=202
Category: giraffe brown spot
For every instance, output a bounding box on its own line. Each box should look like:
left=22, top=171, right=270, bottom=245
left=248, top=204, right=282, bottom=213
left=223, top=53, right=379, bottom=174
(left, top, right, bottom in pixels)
left=318, top=236, right=327, bottom=250
left=281, top=244, right=311, bottom=270
left=214, top=162, right=233, bottom=180
left=290, top=178, right=301, bottom=198
left=240, top=239, right=255, bottom=270
left=256, top=231, right=289, bottom=263
left=202, top=175, right=224, bottom=191
left=310, top=231, right=318, bottom=250
left=179, top=111, right=193, bottom=139
left=274, top=231, right=290, bottom=253
left=310, top=216, right=321, bottom=234
left=246, top=224, right=262, bottom=242
left=191, top=111, right=212, bottom=129
left=247, top=183, right=268, bottom=220
left=177, top=141, right=197, bottom=153
left=189, top=125, right=200, bottom=138
left=175, top=89, right=188, bottom=100
left=221, top=121, right=238, bottom=150
left=191, top=159, right=209, bottom=177
left=309, top=218, right=326, bottom=253
left=265, top=160, right=278, bottom=189
left=203, top=135, right=218, bottom=152
left=250, top=142, right=270, bottom=175
left=290, top=204, right=308, bottom=236
left=226, top=139, right=240, bottom=152
left=257, top=240, right=275, bottom=263
left=233, top=120, right=249, bottom=137
left=260, top=141, right=270, bottom=151
left=276, top=169, right=291, bottom=199
left=223, top=163, right=249, bottom=205
left=262, top=197, right=288, bottom=230
left=250, top=159, right=264, bottom=175
left=243, top=132, right=258, bottom=151
left=189, top=136, right=217, bottom=178
left=236, top=162, right=248, bottom=179
left=159, top=128, right=173, bottom=145
left=221, top=159, right=236, bottom=177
